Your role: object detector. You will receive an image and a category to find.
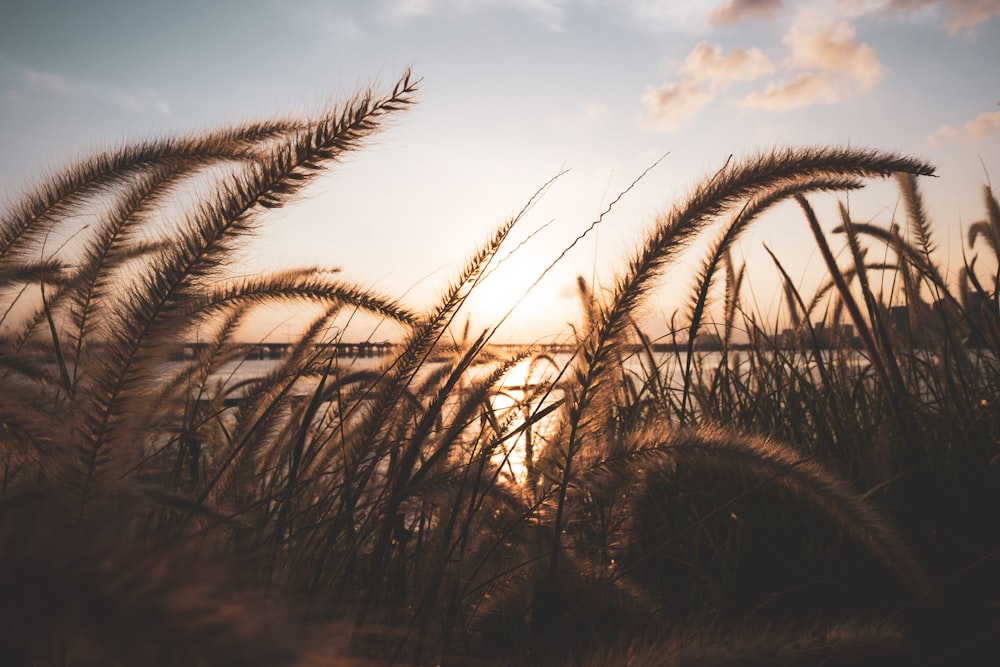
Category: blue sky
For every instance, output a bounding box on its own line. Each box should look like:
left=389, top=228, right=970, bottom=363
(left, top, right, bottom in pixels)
left=2, top=0, right=998, bottom=342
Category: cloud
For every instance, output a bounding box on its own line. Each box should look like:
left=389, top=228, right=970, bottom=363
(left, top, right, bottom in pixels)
left=302, top=4, right=367, bottom=41
left=880, top=0, right=937, bottom=13
left=966, top=108, right=1000, bottom=136
left=584, top=1, right=721, bottom=34
left=642, top=79, right=716, bottom=131
left=784, top=18, right=883, bottom=85
left=2, top=60, right=170, bottom=115
left=641, top=15, right=885, bottom=129
left=642, top=42, right=773, bottom=131
left=708, top=0, right=784, bottom=26
left=680, top=42, right=775, bottom=85
left=945, top=0, right=1000, bottom=34
left=928, top=109, right=1000, bottom=144
left=389, top=0, right=435, bottom=19
left=741, top=18, right=884, bottom=110
left=926, top=124, right=961, bottom=145
left=380, top=0, right=568, bottom=30
left=744, top=73, right=843, bottom=108
left=854, top=0, right=1000, bottom=35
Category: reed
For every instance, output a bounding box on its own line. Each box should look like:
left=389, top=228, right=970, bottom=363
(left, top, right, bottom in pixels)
left=1, top=72, right=997, bottom=665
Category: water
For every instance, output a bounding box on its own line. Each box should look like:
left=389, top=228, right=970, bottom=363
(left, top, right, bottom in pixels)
left=188, top=350, right=727, bottom=483
left=178, top=345, right=985, bottom=483
left=194, top=348, right=737, bottom=400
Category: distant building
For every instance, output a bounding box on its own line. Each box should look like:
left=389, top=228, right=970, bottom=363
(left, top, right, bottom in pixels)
left=776, top=321, right=859, bottom=350
left=887, top=305, right=912, bottom=342
left=780, top=328, right=796, bottom=349
left=964, top=292, right=998, bottom=348
left=813, top=321, right=830, bottom=348
left=694, top=332, right=724, bottom=351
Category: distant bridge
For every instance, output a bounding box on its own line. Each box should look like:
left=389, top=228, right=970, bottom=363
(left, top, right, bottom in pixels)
left=174, top=341, right=397, bottom=361
left=172, top=341, right=589, bottom=362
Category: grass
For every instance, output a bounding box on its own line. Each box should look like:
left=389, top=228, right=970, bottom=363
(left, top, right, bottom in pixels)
left=0, top=71, right=997, bottom=665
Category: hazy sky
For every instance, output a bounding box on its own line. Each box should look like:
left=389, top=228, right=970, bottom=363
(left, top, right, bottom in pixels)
left=2, top=1, right=998, bottom=342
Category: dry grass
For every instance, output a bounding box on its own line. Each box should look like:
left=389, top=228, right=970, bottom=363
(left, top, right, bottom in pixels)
left=1, top=71, right=997, bottom=665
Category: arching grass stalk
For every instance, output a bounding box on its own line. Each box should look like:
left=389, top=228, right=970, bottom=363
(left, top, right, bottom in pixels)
left=678, top=176, right=865, bottom=422
left=549, top=149, right=934, bottom=586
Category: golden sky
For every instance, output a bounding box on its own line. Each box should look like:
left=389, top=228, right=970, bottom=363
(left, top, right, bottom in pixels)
left=2, top=1, right=998, bottom=341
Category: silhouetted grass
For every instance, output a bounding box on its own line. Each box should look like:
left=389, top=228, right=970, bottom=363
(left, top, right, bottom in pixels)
left=1, top=71, right=996, bottom=665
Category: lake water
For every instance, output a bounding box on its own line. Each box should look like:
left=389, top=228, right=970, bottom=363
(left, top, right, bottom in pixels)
left=198, top=349, right=737, bottom=395
left=190, top=350, right=738, bottom=482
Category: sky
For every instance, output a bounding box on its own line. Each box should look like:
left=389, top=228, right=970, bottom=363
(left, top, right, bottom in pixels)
left=1, top=0, right=999, bottom=343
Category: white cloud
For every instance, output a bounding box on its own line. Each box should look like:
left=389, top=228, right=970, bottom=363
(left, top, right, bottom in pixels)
left=641, top=79, right=716, bottom=131
left=785, top=18, right=883, bottom=84
left=743, top=73, right=841, bottom=108
left=966, top=108, right=1000, bottom=137
left=3, top=60, right=170, bottom=115
left=741, top=18, right=884, bottom=110
left=945, top=0, right=1000, bottom=34
left=928, top=109, right=1000, bottom=144
left=379, top=0, right=997, bottom=35
left=285, top=3, right=369, bottom=51
left=584, top=0, right=721, bottom=34
left=305, top=5, right=368, bottom=41
left=680, top=43, right=775, bottom=85
left=842, top=0, right=1000, bottom=35
left=641, top=42, right=773, bottom=131
left=504, top=0, right=569, bottom=26
left=380, top=0, right=568, bottom=30
left=927, top=124, right=961, bottom=145
left=642, top=15, right=886, bottom=127
left=390, top=0, right=436, bottom=19
left=708, top=0, right=785, bottom=26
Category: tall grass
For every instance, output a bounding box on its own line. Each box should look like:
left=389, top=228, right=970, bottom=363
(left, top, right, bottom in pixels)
left=1, top=71, right=996, bottom=665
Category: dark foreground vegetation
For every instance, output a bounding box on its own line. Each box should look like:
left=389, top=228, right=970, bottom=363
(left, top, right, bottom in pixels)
left=0, top=71, right=997, bottom=666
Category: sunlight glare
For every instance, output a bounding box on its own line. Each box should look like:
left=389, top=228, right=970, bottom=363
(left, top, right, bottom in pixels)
left=488, top=356, right=564, bottom=485
left=465, top=248, right=571, bottom=339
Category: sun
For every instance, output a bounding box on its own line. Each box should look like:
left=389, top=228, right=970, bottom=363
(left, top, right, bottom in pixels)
left=463, top=248, right=571, bottom=340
